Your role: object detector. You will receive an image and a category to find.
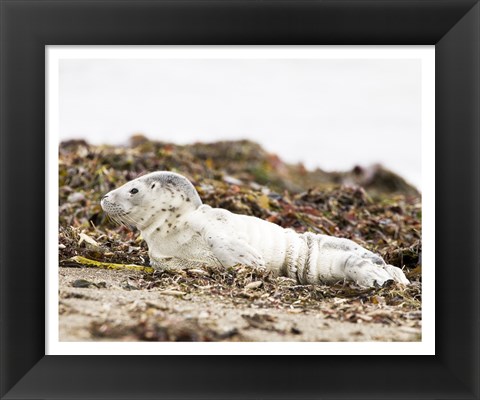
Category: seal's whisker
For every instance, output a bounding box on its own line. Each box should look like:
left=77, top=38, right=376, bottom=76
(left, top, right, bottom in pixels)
left=115, top=217, right=126, bottom=228
left=110, top=212, right=138, bottom=230
left=105, top=214, right=118, bottom=226
left=115, top=216, right=128, bottom=227
left=110, top=215, right=121, bottom=225
left=122, top=213, right=141, bottom=229
left=109, top=214, right=128, bottom=229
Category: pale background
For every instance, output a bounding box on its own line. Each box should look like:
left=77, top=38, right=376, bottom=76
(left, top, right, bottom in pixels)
left=59, top=58, right=422, bottom=189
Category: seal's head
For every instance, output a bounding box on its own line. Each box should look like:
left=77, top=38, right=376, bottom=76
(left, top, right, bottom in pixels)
left=101, top=171, right=202, bottom=230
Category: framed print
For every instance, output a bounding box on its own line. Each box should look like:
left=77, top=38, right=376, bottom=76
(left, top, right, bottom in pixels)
left=1, top=1, right=479, bottom=399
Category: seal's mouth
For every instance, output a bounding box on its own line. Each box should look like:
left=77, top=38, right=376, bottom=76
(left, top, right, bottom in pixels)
left=101, top=198, right=138, bottom=229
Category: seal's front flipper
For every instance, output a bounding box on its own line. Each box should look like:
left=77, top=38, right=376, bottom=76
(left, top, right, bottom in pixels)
left=189, top=206, right=266, bottom=269
left=205, top=235, right=265, bottom=268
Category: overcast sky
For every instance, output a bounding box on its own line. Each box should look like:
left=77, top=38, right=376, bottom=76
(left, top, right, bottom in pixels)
left=59, top=58, right=421, bottom=189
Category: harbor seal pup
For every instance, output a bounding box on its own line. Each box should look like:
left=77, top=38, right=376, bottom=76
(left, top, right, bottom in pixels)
left=101, top=171, right=409, bottom=287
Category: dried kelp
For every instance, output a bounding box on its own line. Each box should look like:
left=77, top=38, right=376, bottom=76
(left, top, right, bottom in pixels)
left=59, top=136, right=422, bottom=341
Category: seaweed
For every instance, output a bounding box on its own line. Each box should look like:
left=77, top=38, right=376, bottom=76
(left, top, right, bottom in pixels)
left=58, top=136, right=422, bottom=341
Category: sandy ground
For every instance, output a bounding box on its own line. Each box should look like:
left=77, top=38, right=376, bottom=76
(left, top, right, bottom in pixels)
left=59, top=266, right=421, bottom=342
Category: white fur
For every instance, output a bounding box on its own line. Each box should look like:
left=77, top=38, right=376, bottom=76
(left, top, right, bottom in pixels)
left=101, top=172, right=409, bottom=287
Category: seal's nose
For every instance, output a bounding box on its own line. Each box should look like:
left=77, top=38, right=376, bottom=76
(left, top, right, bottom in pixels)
left=102, top=194, right=108, bottom=200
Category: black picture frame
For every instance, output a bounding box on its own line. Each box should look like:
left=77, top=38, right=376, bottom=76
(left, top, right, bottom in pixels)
left=1, top=1, right=479, bottom=399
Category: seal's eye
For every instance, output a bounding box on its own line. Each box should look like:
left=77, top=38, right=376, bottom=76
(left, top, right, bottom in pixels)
left=130, top=188, right=139, bottom=195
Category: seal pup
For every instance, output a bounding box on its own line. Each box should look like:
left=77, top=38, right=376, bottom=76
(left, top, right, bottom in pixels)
left=101, top=171, right=409, bottom=287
